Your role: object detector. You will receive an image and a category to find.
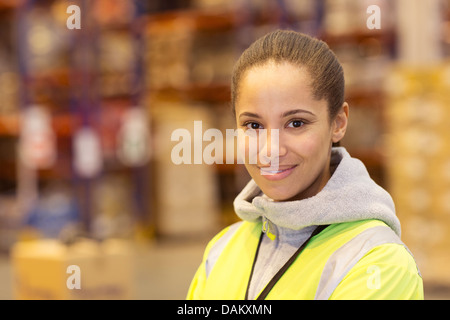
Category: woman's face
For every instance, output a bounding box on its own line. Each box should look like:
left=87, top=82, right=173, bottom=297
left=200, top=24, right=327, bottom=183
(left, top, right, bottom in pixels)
left=235, top=61, right=347, bottom=201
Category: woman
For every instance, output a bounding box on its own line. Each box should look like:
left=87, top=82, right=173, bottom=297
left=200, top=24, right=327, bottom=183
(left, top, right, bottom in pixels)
left=187, top=30, right=423, bottom=300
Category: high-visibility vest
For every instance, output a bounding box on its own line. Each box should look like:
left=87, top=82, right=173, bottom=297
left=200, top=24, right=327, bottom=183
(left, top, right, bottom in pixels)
left=187, top=219, right=423, bottom=300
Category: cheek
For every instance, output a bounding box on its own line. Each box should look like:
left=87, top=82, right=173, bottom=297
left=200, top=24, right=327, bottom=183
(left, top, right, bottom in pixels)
left=287, top=131, right=328, bottom=158
left=297, top=136, right=318, bottom=156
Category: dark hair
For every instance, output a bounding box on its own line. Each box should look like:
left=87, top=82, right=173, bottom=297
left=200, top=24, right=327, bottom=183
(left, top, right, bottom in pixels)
left=231, top=30, right=345, bottom=121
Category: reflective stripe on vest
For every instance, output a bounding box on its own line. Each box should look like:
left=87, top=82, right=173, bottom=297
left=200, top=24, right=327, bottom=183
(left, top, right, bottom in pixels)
left=314, top=225, right=418, bottom=299
left=201, top=219, right=418, bottom=300
left=205, top=222, right=242, bottom=278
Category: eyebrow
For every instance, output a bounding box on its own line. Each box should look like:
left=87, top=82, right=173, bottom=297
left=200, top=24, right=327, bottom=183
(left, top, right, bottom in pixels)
left=238, top=112, right=261, bottom=119
left=238, top=109, right=315, bottom=119
left=282, top=109, right=315, bottom=117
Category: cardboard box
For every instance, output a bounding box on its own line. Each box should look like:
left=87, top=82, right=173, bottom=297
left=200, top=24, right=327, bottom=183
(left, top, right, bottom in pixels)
left=11, top=238, right=134, bottom=300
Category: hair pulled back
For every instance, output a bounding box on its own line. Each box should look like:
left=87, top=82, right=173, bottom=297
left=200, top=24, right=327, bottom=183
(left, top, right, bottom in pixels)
left=231, top=30, right=345, bottom=121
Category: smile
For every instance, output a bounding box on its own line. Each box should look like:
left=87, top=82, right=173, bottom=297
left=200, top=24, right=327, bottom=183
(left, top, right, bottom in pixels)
left=258, top=165, right=298, bottom=180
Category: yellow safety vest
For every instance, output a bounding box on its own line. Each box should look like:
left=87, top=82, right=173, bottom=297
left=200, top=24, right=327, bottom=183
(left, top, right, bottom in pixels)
left=187, top=219, right=423, bottom=300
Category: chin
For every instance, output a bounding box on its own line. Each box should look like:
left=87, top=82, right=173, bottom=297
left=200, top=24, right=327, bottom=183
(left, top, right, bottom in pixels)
left=258, top=183, right=302, bottom=202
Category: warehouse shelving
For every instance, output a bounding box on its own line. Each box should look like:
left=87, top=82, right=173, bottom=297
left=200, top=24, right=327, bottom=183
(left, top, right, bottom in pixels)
left=0, top=0, right=398, bottom=243
left=0, top=0, right=154, bottom=249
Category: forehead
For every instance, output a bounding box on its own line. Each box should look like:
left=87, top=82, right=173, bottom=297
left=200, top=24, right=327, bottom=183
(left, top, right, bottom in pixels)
left=243, top=61, right=310, bottom=88
left=236, top=61, right=327, bottom=116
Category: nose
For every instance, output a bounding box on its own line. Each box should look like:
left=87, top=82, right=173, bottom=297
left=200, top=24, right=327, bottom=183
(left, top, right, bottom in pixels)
left=259, top=128, right=286, bottom=166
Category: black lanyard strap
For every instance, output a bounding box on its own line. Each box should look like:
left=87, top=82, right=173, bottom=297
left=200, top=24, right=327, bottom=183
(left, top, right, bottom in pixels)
left=245, top=224, right=330, bottom=300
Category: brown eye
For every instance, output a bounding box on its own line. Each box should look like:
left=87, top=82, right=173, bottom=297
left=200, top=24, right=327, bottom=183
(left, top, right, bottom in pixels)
left=288, top=120, right=305, bottom=128
left=245, top=122, right=262, bottom=130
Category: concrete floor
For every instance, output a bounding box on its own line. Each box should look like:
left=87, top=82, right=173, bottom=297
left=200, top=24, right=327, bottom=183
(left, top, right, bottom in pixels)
left=1, top=238, right=449, bottom=300
left=133, top=240, right=206, bottom=300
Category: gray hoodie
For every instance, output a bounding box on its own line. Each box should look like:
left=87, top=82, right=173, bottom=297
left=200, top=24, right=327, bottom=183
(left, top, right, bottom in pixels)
left=232, top=147, right=401, bottom=299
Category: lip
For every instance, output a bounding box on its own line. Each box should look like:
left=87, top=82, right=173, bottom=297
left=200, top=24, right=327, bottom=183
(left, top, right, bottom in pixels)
left=258, top=165, right=297, bottom=181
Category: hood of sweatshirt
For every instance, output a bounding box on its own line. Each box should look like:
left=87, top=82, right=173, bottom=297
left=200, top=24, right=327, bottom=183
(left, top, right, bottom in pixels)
left=233, top=147, right=401, bottom=236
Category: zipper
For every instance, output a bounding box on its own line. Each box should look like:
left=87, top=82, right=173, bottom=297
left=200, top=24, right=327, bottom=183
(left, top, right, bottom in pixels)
left=262, top=216, right=276, bottom=241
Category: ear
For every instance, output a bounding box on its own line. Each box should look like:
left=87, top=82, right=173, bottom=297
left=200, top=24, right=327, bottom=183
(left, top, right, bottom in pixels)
left=331, top=102, right=349, bottom=144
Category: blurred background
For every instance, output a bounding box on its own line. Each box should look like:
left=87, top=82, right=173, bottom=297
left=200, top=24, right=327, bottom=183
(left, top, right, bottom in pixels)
left=0, top=0, right=449, bottom=299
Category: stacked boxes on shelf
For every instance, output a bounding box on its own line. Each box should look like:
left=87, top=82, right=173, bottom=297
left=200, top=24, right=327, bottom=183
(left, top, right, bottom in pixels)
left=384, top=63, right=450, bottom=285
left=150, top=102, right=221, bottom=238
left=145, top=11, right=235, bottom=236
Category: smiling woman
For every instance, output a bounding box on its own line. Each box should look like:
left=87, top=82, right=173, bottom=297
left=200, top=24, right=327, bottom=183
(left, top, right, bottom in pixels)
left=230, top=30, right=349, bottom=202
left=187, top=30, right=423, bottom=300
left=235, top=61, right=347, bottom=201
